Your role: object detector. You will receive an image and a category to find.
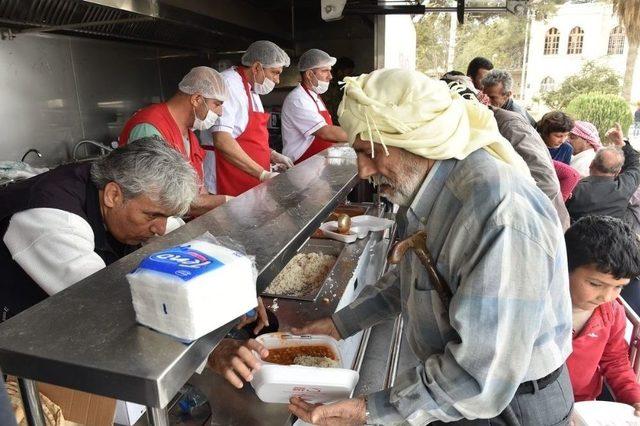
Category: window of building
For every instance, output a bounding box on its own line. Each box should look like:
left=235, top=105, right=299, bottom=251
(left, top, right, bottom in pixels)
left=608, top=26, right=625, bottom=55
left=540, top=77, right=555, bottom=93
left=544, top=28, right=560, bottom=55
left=567, top=27, right=584, bottom=55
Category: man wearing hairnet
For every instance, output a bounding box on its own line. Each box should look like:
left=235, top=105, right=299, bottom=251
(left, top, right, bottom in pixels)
left=281, top=49, right=347, bottom=164
left=290, top=69, right=573, bottom=425
left=210, top=40, right=294, bottom=196
left=120, top=66, right=229, bottom=215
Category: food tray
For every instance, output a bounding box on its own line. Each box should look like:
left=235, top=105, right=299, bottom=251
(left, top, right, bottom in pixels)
left=251, top=333, right=359, bottom=404
left=260, top=239, right=344, bottom=302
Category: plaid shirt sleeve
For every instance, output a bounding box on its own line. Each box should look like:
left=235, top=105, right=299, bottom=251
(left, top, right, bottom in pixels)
left=364, top=222, right=568, bottom=424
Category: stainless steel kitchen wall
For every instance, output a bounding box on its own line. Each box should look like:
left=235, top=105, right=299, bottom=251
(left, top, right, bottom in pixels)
left=0, top=32, right=204, bottom=167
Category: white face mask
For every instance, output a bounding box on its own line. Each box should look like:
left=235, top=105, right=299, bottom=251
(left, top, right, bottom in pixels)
left=253, top=65, right=276, bottom=95
left=309, top=71, right=330, bottom=94
left=254, top=75, right=275, bottom=95
left=192, top=105, right=219, bottom=131
left=312, top=79, right=330, bottom=95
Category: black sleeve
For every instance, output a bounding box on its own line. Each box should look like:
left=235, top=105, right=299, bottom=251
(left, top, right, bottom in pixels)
left=619, top=142, right=640, bottom=198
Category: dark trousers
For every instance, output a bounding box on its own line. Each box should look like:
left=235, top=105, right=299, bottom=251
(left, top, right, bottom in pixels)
left=431, top=366, right=574, bottom=426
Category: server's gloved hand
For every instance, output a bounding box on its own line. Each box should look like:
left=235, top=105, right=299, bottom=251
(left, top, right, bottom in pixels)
left=259, top=170, right=279, bottom=181
left=270, top=150, right=294, bottom=169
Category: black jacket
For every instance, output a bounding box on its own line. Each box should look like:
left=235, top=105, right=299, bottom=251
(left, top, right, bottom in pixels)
left=0, top=163, right=133, bottom=321
left=566, top=142, right=640, bottom=222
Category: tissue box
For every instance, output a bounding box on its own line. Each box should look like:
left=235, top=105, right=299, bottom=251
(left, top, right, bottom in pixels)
left=127, top=239, right=257, bottom=341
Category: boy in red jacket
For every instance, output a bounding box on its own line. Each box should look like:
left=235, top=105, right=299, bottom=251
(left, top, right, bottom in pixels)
left=565, top=216, right=640, bottom=414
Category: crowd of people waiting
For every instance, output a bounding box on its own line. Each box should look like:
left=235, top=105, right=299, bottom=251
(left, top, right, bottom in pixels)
left=442, top=56, right=640, bottom=417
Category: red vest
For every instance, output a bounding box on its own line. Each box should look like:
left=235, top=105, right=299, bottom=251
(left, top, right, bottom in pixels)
left=215, top=68, right=271, bottom=196
left=119, top=103, right=205, bottom=181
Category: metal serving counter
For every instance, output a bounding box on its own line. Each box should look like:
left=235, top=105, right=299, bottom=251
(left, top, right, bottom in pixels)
left=0, top=152, right=360, bottom=425
left=189, top=206, right=394, bottom=426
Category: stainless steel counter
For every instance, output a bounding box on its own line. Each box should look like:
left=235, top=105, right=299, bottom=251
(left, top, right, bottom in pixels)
left=190, top=208, right=394, bottom=426
left=0, top=153, right=359, bottom=414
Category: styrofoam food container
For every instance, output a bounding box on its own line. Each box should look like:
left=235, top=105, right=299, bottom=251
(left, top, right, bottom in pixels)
left=251, top=333, right=359, bottom=404
left=573, top=401, right=640, bottom=426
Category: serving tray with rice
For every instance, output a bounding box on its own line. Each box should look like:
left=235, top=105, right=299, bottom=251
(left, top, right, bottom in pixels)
left=261, top=240, right=343, bottom=301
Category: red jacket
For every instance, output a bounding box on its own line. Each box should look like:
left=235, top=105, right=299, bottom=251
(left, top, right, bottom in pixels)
left=119, top=103, right=205, bottom=182
left=567, top=299, right=640, bottom=404
left=553, top=160, right=581, bottom=202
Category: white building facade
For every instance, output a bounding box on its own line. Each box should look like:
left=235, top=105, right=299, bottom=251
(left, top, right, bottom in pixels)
left=523, top=1, right=639, bottom=108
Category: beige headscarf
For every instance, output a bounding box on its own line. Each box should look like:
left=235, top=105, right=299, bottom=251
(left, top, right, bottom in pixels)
left=338, top=68, right=531, bottom=177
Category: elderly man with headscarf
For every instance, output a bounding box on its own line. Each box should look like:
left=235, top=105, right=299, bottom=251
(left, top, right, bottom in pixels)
left=568, top=121, right=603, bottom=178
left=290, top=69, right=573, bottom=425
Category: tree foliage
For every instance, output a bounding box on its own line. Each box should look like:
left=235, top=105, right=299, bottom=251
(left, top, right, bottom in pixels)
left=566, top=93, right=633, bottom=142
left=414, top=1, right=564, bottom=78
left=541, top=61, right=621, bottom=110
left=415, top=13, right=451, bottom=77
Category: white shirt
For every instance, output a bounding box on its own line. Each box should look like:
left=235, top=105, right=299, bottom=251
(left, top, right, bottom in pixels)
left=570, top=148, right=596, bottom=178
left=281, top=84, right=328, bottom=161
left=3, top=208, right=183, bottom=296
left=199, top=129, right=216, bottom=194
left=206, top=67, right=265, bottom=192
left=211, top=67, right=264, bottom=138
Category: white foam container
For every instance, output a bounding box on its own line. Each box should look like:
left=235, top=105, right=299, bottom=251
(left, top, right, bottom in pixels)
left=251, top=333, right=359, bottom=404
left=573, top=401, right=640, bottom=426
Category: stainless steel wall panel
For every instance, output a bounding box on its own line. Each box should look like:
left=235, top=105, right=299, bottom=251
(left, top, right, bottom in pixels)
left=0, top=33, right=82, bottom=166
left=69, top=37, right=161, bottom=142
left=0, top=33, right=197, bottom=166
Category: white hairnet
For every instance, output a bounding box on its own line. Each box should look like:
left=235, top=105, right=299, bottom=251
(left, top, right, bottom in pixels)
left=241, top=40, right=291, bottom=68
left=178, top=66, right=228, bottom=102
left=298, top=49, right=337, bottom=71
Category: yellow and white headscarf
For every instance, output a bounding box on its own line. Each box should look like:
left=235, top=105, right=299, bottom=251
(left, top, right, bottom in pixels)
left=338, top=68, right=531, bottom=177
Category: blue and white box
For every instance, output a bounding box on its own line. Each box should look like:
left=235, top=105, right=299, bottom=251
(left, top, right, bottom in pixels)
left=127, top=238, right=257, bottom=341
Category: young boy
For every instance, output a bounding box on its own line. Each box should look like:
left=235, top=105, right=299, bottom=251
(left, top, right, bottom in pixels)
left=565, top=215, right=640, bottom=414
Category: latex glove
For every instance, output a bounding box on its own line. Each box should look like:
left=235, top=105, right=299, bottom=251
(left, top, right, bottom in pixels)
left=605, top=122, right=625, bottom=147
left=208, top=338, right=268, bottom=389
left=259, top=170, right=279, bottom=181
left=270, top=150, right=294, bottom=169
left=288, top=396, right=366, bottom=425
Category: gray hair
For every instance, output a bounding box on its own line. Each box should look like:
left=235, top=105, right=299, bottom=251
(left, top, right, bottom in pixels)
left=481, top=69, right=513, bottom=93
left=591, top=146, right=624, bottom=175
left=90, top=137, right=198, bottom=216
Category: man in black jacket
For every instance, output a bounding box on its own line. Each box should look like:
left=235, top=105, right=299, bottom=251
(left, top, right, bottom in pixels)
left=567, top=124, right=640, bottom=222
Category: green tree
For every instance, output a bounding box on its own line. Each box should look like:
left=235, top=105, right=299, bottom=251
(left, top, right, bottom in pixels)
left=541, top=61, right=621, bottom=110
left=612, top=0, right=640, bottom=103
left=566, top=93, right=633, bottom=142
left=415, top=13, right=451, bottom=77
left=452, top=14, right=526, bottom=74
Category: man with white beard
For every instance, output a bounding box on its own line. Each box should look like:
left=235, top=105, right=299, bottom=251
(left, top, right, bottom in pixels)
left=289, top=69, right=573, bottom=425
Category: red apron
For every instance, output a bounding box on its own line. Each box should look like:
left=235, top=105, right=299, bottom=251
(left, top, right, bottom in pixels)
left=294, top=87, right=335, bottom=164
left=215, top=68, right=271, bottom=196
